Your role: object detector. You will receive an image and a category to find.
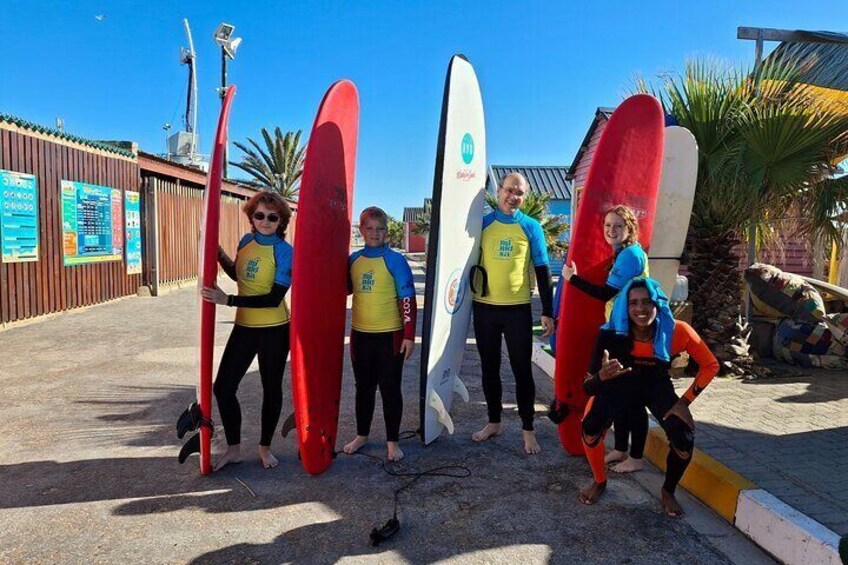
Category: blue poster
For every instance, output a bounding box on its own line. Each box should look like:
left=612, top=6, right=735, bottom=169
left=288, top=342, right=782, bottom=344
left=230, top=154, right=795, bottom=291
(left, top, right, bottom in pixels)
left=61, top=180, right=123, bottom=266
left=125, top=191, right=142, bottom=275
left=0, top=169, right=39, bottom=263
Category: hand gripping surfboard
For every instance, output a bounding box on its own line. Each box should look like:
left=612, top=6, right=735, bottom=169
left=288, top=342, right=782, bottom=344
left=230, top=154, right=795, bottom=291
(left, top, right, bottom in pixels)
left=290, top=80, right=359, bottom=474
left=554, top=94, right=664, bottom=455
left=419, top=55, right=486, bottom=445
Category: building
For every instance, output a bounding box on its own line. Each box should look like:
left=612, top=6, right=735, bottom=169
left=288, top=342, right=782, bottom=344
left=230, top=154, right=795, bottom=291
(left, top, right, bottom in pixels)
left=0, top=112, right=296, bottom=326
left=402, top=198, right=430, bottom=253
left=567, top=106, right=817, bottom=277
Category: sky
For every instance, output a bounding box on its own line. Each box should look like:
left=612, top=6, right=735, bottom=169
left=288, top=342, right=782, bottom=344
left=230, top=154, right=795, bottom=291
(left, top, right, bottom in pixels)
left=2, top=1, right=845, bottom=219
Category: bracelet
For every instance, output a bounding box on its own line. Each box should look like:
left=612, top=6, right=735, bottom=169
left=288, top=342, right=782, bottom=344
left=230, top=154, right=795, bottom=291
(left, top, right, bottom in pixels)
left=226, top=295, right=234, bottom=307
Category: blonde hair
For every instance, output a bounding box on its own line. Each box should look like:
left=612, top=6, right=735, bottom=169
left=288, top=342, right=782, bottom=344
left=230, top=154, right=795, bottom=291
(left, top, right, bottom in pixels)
left=244, top=190, right=292, bottom=238
left=604, top=205, right=639, bottom=247
left=359, top=206, right=389, bottom=228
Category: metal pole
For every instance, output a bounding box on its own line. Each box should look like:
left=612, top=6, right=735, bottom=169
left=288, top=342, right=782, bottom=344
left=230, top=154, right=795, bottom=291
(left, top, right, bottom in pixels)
left=221, top=47, right=228, bottom=179
left=745, top=33, right=764, bottom=321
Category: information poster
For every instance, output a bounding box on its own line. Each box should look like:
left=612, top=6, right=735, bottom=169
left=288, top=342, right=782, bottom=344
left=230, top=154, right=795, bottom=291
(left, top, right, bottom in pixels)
left=0, top=170, right=39, bottom=263
left=124, top=191, right=142, bottom=275
left=61, top=180, right=123, bottom=265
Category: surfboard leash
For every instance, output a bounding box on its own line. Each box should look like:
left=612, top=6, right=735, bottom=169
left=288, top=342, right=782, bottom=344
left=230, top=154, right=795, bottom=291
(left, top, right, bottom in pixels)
left=344, top=447, right=471, bottom=546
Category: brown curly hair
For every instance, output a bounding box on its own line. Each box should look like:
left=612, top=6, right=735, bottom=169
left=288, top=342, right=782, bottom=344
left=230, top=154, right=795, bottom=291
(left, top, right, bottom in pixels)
left=243, top=190, right=292, bottom=238
left=604, top=205, right=639, bottom=247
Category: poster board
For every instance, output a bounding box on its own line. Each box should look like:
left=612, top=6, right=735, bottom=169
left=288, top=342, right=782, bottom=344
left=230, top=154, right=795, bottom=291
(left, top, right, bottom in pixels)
left=61, top=180, right=123, bottom=266
left=124, top=191, right=142, bottom=275
left=0, top=169, right=39, bottom=263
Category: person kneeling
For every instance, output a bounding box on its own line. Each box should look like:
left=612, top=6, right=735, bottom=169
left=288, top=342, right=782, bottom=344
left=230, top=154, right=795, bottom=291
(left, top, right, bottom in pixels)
left=578, top=277, right=718, bottom=517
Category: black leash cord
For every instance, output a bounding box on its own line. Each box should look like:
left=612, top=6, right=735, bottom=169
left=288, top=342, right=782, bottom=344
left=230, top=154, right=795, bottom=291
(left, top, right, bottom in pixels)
left=347, top=449, right=472, bottom=520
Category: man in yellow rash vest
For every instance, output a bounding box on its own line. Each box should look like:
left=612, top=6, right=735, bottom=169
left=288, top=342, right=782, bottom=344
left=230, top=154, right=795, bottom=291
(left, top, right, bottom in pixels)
left=471, top=172, right=554, bottom=455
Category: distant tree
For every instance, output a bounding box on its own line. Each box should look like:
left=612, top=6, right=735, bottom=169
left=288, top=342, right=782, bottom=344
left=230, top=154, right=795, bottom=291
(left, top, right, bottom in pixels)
left=387, top=216, right=405, bottom=249
left=412, top=210, right=431, bottom=237
left=231, top=128, right=306, bottom=199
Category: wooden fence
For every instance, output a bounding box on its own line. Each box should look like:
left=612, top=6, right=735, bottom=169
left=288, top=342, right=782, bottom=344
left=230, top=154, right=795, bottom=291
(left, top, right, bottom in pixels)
left=0, top=124, right=141, bottom=325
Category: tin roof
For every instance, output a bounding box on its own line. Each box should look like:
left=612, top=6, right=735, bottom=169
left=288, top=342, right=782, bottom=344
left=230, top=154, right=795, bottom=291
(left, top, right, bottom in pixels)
left=487, top=166, right=572, bottom=200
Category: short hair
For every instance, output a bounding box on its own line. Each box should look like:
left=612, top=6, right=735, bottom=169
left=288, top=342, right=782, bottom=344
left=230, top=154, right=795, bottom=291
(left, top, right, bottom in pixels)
left=359, top=206, right=389, bottom=228
left=243, top=190, right=292, bottom=238
left=499, top=172, right=528, bottom=190
left=604, top=205, right=640, bottom=247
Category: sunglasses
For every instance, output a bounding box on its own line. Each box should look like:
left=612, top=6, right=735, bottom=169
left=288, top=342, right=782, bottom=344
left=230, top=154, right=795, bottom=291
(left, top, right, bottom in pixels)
left=253, top=212, right=280, bottom=223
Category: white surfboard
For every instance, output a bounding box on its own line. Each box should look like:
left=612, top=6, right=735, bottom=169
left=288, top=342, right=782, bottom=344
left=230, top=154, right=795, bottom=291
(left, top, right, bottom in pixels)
left=419, top=55, right=486, bottom=445
left=648, top=126, right=698, bottom=297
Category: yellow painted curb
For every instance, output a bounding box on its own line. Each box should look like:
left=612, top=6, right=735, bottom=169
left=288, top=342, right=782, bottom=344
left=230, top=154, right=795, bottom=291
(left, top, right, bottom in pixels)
left=644, top=427, right=756, bottom=523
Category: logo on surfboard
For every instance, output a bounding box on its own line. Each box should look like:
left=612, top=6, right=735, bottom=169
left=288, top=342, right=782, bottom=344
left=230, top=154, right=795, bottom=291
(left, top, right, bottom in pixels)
left=456, top=133, right=478, bottom=182
left=443, top=268, right=467, bottom=315
left=461, top=133, right=474, bottom=164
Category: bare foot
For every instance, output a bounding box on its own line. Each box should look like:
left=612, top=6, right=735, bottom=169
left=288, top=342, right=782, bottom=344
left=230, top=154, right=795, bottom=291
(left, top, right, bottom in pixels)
left=611, top=457, right=643, bottom=474
left=258, top=446, right=279, bottom=469
left=578, top=481, right=607, bottom=505
left=472, top=423, right=502, bottom=442
left=604, top=449, right=627, bottom=465
left=387, top=442, right=405, bottom=462
left=523, top=430, right=541, bottom=454
left=213, top=444, right=242, bottom=471
left=343, top=435, right=368, bottom=454
left=661, top=489, right=684, bottom=518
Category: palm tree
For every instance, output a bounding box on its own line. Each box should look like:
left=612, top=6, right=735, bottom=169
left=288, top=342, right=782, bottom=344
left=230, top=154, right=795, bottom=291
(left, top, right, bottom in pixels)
left=412, top=210, right=430, bottom=237
left=230, top=128, right=306, bottom=199
left=641, top=58, right=848, bottom=375
left=386, top=216, right=405, bottom=249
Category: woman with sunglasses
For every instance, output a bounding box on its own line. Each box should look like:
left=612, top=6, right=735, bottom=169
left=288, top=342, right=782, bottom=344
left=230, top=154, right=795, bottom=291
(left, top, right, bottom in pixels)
left=201, top=190, right=294, bottom=471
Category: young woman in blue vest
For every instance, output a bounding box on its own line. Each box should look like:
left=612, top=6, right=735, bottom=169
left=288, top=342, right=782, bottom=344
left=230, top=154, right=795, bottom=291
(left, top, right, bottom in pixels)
left=560, top=204, right=650, bottom=473
left=201, top=190, right=293, bottom=471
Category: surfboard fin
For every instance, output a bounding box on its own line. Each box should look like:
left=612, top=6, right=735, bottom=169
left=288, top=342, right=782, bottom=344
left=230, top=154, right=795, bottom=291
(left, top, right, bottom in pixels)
left=452, top=376, right=469, bottom=403
left=428, top=390, right=455, bottom=435
left=176, top=402, right=202, bottom=439
left=280, top=412, right=297, bottom=438
left=178, top=433, right=201, bottom=464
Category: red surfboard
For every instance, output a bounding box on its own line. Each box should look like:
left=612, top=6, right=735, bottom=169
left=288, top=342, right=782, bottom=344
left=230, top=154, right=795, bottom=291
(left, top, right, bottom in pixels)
left=198, top=85, right=236, bottom=475
left=290, top=80, right=359, bottom=475
left=555, top=94, right=664, bottom=455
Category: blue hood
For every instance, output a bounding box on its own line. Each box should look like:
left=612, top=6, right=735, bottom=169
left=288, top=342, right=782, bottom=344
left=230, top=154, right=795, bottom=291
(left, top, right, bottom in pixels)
left=602, top=277, right=675, bottom=362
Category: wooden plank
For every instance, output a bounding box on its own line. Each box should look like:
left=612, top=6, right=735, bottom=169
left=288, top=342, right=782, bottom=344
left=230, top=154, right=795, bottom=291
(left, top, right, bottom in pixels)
left=0, top=130, right=10, bottom=323
left=10, top=130, right=23, bottom=321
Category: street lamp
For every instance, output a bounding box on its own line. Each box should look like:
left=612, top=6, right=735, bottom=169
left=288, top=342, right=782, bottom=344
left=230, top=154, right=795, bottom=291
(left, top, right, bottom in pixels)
left=213, top=22, right=242, bottom=178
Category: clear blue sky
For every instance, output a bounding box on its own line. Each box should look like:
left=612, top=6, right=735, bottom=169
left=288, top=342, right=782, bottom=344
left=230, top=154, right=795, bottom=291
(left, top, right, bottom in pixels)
left=2, top=1, right=843, bottom=219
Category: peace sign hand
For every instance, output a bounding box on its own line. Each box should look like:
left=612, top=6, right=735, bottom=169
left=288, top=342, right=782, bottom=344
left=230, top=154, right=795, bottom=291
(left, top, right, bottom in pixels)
left=599, top=349, right=632, bottom=381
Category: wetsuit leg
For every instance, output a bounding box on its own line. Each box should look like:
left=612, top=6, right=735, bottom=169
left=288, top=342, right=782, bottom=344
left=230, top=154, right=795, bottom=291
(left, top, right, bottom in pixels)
left=377, top=330, right=404, bottom=442
left=502, top=304, right=536, bottom=431
left=628, top=406, right=649, bottom=459
left=645, top=378, right=694, bottom=494
left=256, top=323, right=289, bottom=447
left=613, top=412, right=631, bottom=454
left=473, top=302, right=505, bottom=424
left=214, top=325, right=260, bottom=446
left=581, top=393, right=626, bottom=484
left=351, top=329, right=380, bottom=437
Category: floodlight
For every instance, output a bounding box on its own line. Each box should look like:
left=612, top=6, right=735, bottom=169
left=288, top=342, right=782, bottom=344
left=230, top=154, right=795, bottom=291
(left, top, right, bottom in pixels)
left=213, top=23, right=235, bottom=45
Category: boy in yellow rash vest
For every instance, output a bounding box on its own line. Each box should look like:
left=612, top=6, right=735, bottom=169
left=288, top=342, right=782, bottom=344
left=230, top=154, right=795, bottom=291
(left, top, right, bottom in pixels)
left=342, top=207, right=417, bottom=462
left=201, top=191, right=293, bottom=471
left=471, top=172, right=554, bottom=455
